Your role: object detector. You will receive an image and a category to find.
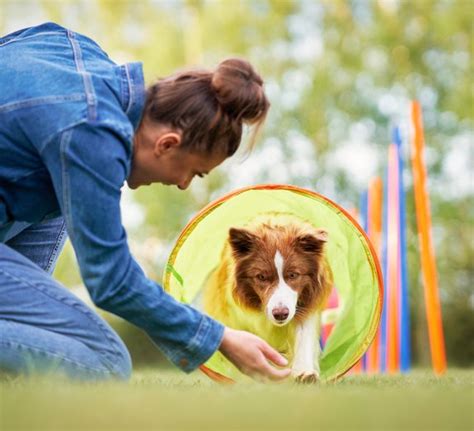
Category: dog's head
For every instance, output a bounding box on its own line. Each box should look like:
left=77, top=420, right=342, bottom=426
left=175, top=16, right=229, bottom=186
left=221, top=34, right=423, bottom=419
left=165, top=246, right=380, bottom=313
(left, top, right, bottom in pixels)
left=228, top=222, right=331, bottom=326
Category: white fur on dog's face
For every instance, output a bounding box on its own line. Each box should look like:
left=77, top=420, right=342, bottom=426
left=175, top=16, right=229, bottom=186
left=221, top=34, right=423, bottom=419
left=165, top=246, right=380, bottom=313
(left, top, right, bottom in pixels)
left=265, top=251, right=297, bottom=326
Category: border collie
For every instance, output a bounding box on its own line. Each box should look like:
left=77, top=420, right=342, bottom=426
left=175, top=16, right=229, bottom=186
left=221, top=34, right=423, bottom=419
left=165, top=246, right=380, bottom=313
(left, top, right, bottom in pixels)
left=203, top=213, right=333, bottom=382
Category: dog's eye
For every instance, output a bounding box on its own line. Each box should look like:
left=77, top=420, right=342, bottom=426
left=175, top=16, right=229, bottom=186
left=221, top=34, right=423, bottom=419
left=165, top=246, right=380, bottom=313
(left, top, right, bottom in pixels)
left=287, top=272, right=300, bottom=280
left=256, top=274, right=266, bottom=281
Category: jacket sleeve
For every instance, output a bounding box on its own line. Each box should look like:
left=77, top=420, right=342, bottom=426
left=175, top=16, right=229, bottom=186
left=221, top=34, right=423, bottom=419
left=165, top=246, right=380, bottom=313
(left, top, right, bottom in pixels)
left=41, top=121, right=225, bottom=372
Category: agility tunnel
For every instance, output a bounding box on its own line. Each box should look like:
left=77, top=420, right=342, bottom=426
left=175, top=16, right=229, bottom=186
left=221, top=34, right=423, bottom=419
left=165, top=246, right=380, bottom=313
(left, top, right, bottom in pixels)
left=163, top=184, right=383, bottom=382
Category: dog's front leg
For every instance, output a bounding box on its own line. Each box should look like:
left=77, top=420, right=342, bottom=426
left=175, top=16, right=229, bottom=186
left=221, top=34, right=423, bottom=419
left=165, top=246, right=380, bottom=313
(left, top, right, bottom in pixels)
left=292, top=313, right=321, bottom=383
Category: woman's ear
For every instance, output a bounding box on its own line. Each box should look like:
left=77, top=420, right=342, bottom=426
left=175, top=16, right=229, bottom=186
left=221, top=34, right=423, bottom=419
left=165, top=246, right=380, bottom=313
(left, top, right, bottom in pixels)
left=154, top=131, right=182, bottom=157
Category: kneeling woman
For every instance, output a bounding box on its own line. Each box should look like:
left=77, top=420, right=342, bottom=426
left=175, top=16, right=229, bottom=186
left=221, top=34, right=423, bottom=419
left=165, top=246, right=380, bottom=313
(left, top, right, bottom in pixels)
left=0, top=23, right=290, bottom=381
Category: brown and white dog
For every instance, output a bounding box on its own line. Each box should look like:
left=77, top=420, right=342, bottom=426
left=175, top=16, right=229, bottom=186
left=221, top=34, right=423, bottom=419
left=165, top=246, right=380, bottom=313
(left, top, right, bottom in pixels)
left=203, top=213, right=333, bottom=382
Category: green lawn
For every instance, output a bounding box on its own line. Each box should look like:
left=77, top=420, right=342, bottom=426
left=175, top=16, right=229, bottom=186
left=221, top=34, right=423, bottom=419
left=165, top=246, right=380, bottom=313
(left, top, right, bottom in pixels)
left=1, top=368, right=473, bottom=431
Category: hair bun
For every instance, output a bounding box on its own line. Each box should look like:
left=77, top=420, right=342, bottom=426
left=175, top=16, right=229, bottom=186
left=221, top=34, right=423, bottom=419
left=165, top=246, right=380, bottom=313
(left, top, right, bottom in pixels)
left=211, top=58, right=269, bottom=124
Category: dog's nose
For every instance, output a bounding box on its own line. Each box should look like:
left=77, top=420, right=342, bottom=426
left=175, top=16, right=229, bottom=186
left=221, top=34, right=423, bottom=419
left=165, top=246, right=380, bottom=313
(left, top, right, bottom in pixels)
left=272, top=306, right=289, bottom=321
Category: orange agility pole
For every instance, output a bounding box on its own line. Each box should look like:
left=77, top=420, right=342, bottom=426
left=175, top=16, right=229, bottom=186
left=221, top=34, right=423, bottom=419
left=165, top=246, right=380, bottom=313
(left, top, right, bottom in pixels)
left=386, top=145, right=401, bottom=373
left=410, top=101, right=447, bottom=375
left=366, top=177, right=383, bottom=373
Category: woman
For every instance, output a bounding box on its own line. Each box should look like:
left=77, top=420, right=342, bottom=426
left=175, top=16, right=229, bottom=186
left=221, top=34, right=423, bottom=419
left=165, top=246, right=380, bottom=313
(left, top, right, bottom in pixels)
left=0, top=22, right=290, bottom=381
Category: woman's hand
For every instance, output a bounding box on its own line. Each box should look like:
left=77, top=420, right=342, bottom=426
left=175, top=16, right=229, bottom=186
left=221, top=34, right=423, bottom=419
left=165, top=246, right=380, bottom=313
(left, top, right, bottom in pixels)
left=218, top=327, right=291, bottom=382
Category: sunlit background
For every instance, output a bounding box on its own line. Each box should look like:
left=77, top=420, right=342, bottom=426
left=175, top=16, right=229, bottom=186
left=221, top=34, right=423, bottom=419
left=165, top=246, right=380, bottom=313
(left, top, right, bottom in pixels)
left=1, top=0, right=472, bottom=367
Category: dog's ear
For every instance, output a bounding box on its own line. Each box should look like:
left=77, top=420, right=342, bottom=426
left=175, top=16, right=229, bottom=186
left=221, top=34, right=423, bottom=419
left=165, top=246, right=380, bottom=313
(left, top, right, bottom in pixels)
left=314, top=228, right=328, bottom=242
left=229, top=228, right=257, bottom=256
left=296, top=229, right=328, bottom=254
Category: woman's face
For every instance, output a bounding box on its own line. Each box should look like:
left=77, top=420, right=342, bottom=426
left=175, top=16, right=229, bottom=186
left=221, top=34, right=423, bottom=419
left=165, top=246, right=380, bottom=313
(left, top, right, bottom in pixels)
left=127, top=123, right=227, bottom=190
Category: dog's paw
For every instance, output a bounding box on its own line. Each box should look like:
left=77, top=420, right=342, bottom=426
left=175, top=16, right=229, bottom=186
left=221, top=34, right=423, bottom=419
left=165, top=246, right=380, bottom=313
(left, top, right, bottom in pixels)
left=293, top=371, right=319, bottom=384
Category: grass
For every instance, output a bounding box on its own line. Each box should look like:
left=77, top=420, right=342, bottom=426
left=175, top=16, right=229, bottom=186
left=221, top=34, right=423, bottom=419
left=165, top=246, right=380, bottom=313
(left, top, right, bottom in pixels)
left=1, top=368, right=473, bottom=431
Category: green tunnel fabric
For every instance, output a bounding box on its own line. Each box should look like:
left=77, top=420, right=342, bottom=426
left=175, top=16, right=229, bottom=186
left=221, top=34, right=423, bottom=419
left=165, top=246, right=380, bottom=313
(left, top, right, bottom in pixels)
left=163, top=185, right=383, bottom=381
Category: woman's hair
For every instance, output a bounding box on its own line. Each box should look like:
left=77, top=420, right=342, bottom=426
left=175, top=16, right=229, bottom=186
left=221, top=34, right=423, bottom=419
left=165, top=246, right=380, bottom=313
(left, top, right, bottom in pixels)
left=143, top=58, right=270, bottom=157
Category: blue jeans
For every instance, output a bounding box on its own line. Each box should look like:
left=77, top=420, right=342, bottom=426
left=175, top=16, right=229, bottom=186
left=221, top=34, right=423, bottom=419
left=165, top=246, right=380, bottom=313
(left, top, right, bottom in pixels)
left=0, top=218, right=132, bottom=380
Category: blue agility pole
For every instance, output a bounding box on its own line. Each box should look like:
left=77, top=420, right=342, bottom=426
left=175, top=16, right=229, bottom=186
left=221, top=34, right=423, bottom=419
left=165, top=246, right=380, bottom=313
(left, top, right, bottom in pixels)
left=393, top=127, right=411, bottom=372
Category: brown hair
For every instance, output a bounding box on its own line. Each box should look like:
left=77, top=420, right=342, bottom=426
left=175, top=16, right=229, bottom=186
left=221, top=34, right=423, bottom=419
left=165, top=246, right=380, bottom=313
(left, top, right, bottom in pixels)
left=144, top=58, right=270, bottom=157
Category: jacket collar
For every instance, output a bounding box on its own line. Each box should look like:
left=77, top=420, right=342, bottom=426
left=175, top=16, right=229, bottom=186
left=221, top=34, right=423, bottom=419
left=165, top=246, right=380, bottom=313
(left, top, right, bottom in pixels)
left=120, top=62, right=145, bottom=131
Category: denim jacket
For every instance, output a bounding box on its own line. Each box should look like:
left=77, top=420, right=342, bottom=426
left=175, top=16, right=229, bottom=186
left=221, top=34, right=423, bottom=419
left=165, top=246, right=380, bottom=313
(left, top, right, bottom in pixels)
left=0, top=22, right=224, bottom=372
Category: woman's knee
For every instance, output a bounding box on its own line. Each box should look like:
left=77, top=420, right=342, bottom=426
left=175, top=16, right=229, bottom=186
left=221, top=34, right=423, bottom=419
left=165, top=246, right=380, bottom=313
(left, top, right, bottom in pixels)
left=110, top=337, right=132, bottom=380
left=0, top=319, right=130, bottom=381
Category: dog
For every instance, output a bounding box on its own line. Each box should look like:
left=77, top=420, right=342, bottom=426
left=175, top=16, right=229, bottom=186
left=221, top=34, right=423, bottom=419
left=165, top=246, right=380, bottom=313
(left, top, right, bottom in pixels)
left=203, top=212, right=333, bottom=382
